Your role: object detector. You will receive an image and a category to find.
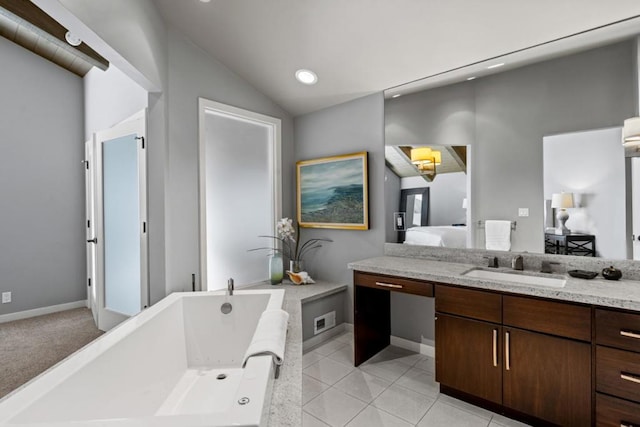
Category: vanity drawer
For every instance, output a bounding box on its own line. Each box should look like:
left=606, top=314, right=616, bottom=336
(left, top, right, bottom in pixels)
left=354, top=271, right=434, bottom=297
left=503, top=295, right=591, bottom=341
left=596, top=393, right=640, bottom=427
left=435, top=285, right=501, bottom=323
left=596, top=308, right=640, bottom=353
left=596, top=345, right=640, bottom=403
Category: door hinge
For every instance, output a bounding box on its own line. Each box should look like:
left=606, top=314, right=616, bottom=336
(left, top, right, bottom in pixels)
left=87, top=278, right=91, bottom=287
left=87, top=220, right=90, bottom=228
left=82, top=160, right=89, bottom=169
left=135, top=136, right=145, bottom=149
left=142, top=221, right=147, bottom=233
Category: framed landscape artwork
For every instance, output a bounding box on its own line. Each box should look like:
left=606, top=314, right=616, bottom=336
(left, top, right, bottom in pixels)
left=296, top=151, right=369, bottom=230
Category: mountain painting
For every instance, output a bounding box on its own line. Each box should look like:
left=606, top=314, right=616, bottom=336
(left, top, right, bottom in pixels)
left=297, top=152, right=369, bottom=230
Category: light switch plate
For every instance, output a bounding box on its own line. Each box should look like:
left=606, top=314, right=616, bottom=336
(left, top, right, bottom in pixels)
left=518, top=208, right=529, bottom=217
left=2, top=292, right=11, bottom=304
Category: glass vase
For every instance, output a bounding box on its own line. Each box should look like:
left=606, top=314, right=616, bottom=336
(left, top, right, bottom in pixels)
left=289, top=259, right=304, bottom=273
left=269, top=253, right=283, bottom=285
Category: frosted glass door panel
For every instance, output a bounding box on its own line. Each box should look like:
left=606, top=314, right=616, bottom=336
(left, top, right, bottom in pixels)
left=103, top=134, right=141, bottom=316
left=205, top=114, right=273, bottom=290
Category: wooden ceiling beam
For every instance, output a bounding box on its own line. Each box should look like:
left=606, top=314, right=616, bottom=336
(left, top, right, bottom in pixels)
left=0, top=0, right=108, bottom=70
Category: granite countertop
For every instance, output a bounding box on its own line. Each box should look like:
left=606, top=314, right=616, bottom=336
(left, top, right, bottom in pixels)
left=348, top=256, right=640, bottom=311
left=248, top=280, right=348, bottom=427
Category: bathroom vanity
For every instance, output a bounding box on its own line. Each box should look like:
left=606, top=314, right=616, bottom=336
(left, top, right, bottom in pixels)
left=350, top=254, right=640, bottom=427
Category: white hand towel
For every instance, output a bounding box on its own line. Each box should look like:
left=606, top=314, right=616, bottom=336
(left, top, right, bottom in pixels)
left=242, top=309, right=289, bottom=369
left=485, top=220, right=512, bottom=251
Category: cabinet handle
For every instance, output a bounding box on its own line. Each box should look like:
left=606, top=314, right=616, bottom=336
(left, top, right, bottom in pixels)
left=620, top=330, right=640, bottom=340
left=505, top=331, right=511, bottom=371
left=375, top=282, right=403, bottom=289
left=621, top=372, right=640, bottom=384
left=492, top=329, right=498, bottom=367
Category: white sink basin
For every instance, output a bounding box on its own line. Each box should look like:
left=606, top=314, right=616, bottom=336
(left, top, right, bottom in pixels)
left=462, top=268, right=566, bottom=288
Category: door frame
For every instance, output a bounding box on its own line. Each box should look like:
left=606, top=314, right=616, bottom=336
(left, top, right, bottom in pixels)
left=198, top=98, right=282, bottom=291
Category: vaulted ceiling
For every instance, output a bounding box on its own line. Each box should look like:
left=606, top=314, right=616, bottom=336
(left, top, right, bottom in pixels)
left=153, top=0, right=640, bottom=116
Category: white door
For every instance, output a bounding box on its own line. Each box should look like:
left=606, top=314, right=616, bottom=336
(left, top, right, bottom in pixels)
left=84, top=139, right=98, bottom=325
left=92, top=110, right=148, bottom=331
left=633, top=157, right=640, bottom=260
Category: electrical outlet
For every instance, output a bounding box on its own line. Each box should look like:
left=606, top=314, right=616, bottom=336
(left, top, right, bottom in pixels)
left=2, top=292, right=11, bottom=304
left=518, top=208, right=529, bottom=217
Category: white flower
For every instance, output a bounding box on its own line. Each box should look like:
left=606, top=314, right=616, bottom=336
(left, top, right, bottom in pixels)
left=276, top=217, right=296, bottom=241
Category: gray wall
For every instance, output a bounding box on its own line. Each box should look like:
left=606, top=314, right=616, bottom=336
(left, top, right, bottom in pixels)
left=0, top=37, right=85, bottom=315
left=294, top=93, right=386, bottom=323
left=386, top=41, right=635, bottom=253
left=166, top=29, right=295, bottom=294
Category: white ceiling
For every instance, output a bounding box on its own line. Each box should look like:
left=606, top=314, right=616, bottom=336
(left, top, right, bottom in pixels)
left=153, top=0, right=640, bottom=116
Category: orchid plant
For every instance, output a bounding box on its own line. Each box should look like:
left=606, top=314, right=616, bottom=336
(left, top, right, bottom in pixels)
left=250, top=217, right=332, bottom=264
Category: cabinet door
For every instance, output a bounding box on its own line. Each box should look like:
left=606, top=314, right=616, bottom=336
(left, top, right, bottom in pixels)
left=503, top=328, right=591, bottom=426
left=435, top=313, right=502, bottom=404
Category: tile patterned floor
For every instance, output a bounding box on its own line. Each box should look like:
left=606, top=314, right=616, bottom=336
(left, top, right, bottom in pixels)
left=302, top=332, right=532, bottom=427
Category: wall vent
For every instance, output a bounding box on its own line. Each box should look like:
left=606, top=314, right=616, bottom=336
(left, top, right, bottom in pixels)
left=314, top=311, right=336, bottom=335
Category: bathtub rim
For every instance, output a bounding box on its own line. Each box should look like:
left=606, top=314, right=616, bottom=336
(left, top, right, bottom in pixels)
left=0, top=289, right=285, bottom=424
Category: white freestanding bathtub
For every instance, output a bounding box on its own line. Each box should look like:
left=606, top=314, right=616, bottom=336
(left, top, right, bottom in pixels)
left=0, top=289, right=285, bottom=427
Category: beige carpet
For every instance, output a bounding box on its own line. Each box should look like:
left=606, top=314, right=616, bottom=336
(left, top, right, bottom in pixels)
left=0, top=308, right=103, bottom=399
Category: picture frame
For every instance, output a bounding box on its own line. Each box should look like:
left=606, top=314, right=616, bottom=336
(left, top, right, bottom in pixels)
left=297, top=151, right=369, bottom=230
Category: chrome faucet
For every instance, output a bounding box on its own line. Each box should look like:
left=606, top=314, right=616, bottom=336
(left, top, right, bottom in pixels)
left=511, top=255, right=524, bottom=271
left=227, top=278, right=234, bottom=296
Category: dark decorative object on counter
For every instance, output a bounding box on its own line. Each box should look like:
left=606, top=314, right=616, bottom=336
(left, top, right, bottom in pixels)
left=601, top=266, right=622, bottom=281
left=568, top=270, right=598, bottom=279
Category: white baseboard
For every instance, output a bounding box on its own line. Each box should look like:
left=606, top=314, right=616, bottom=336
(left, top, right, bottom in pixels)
left=344, top=323, right=353, bottom=333
left=390, top=335, right=435, bottom=358
left=0, top=300, right=88, bottom=324
left=303, top=323, right=347, bottom=352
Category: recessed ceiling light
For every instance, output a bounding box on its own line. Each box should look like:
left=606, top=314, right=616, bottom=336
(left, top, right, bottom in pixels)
left=295, top=69, right=318, bottom=85
left=487, top=63, right=505, bottom=69
left=466, top=76, right=476, bottom=81
left=392, top=94, right=401, bottom=98
left=64, top=31, right=82, bottom=47
left=199, top=0, right=211, bottom=2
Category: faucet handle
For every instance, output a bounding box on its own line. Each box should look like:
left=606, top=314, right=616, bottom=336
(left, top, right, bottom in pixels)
left=540, top=261, right=560, bottom=274
left=483, top=256, right=498, bottom=268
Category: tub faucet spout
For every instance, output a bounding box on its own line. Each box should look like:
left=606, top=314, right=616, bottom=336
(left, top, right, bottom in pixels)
left=227, top=278, right=234, bottom=296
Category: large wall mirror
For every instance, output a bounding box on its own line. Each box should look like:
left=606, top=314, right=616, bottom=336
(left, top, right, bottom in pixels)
left=384, top=36, right=640, bottom=260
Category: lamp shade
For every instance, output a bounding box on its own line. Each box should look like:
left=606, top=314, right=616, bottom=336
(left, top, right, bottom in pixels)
left=623, top=117, right=640, bottom=146
left=410, top=147, right=432, bottom=163
left=551, top=192, right=574, bottom=209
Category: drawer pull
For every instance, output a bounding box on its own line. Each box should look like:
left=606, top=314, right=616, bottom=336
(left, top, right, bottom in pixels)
left=620, top=330, right=640, bottom=340
left=375, top=282, right=403, bottom=289
left=621, top=372, right=640, bottom=384
left=492, top=329, right=498, bottom=367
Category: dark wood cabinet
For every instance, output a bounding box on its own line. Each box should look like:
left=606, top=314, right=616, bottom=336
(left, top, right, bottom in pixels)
left=435, top=285, right=592, bottom=426
left=596, top=393, right=640, bottom=427
left=595, top=307, right=640, bottom=426
left=503, top=327, right=592, bottom=426
left=435, top=313, right=502, bottom=404
left=352, top=270, right=640, bottom=426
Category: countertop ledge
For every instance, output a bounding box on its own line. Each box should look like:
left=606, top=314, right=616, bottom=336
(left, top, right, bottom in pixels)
left=349, top=256, right=640, bottom=311
left=248, top=281, right=348, bottom=427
